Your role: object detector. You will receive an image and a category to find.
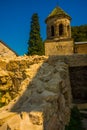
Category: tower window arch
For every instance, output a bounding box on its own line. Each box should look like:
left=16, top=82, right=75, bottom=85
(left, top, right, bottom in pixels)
left=59, top=24, right=64, bottom=36
left=51, top=25, right=54, bottom=36
left=67, top=25, right=69, bottom=31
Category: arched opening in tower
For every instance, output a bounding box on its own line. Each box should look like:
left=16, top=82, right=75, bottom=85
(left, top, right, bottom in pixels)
left=59, top=24, right=64, bottom=36
left=67, top=25, right=70, bottom=37
left=51, top=25, right=54, bottom=36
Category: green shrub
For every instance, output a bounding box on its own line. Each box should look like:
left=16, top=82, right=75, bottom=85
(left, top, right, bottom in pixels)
left=65, top=106, right=84, bottom=130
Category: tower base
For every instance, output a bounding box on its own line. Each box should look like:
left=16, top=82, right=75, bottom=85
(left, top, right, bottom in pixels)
left=45, top=38, right=74, bottom=56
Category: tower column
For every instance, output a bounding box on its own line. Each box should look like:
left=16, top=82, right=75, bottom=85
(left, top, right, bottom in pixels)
left=64, top=25, right=67, bottom=36
left=55, top=24, right=58, bottom=37
left=69, top=26, right=71, bottom=38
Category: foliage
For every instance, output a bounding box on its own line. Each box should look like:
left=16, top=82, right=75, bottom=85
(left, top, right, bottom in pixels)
left=71, top=24, right=87, bottom=42
left=27, top=13, right=44, bottom=55
left=65, top=106, right=84, bottom=130
left=0, top=92, right=5, bottom=108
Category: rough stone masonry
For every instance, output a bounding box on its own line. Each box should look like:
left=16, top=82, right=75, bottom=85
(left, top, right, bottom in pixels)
left=0, top=55, right=72, bottom=130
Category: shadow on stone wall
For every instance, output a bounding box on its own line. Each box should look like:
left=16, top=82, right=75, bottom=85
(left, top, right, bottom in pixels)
left=0, top=56, right=72, bottom=130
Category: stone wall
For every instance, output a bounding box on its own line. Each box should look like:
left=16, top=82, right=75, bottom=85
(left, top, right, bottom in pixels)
left=75, top=43, right=87, bottom=54
left=45, top=41, right=87, bottom=56
left=0, top=55, right=72, bottom=130
left=48, top=54, right=87, bottom=67
left=48, top=54, right=87, bottom=103
left=45, top=39, right=74, bottom=55
left=0, top=41, right=17, bottom=58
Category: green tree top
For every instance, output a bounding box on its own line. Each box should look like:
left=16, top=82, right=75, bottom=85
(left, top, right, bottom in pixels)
left=71, top=24, right=87, bottom=42
left=27, top=13, right=44, bottom=55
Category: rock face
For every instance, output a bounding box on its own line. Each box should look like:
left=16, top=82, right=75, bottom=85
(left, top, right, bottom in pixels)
left=0, top=55, right=72, bottom=130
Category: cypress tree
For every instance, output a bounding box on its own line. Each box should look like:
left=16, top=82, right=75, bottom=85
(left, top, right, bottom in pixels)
left=27, top=13, right=44, bottom=55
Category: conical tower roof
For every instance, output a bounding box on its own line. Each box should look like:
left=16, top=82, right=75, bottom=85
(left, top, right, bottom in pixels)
left=45, top=6, right=71, bottom=23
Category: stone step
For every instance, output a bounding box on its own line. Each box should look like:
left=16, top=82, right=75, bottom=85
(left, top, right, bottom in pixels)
left=82, top=118, right=87, bottom=130
left=80, top=111, right=87, bottom=118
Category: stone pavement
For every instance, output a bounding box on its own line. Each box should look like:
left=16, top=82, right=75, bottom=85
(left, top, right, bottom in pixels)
left=82, top=118, right=87, bottom=130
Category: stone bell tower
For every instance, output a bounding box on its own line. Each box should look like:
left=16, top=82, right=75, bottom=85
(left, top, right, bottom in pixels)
left=45, top=6, right=74, bottom=55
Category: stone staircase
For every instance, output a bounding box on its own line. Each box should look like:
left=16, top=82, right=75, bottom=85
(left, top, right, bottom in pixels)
left=77, top=103, right=87, bottom=130
left=80, top=110, right=87, bottom=130
left=75, top=103, right=87, bottom=130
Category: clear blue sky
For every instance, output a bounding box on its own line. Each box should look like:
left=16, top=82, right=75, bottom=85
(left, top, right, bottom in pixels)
left=0, top=0, right=87, bottom=55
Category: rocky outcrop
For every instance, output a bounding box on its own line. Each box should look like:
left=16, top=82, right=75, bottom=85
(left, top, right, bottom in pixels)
left=0, top=55, right=72, bottom=130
